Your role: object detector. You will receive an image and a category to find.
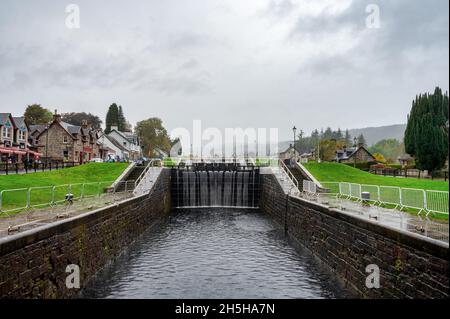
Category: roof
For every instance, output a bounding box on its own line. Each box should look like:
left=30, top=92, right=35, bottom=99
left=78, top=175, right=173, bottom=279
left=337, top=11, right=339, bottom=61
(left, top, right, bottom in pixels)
left=12, top=117, right=28, bottom=129
left=336, top=146, right=374, bottom=161
left=29, top=124, right=46, bottom=132
left=105, top=135, right=128, bottom=152
left=0, top=113, right=15, bottom=126
left=280, top=145, right=300, bottom=154
left=109, top=129, right=138, bottom=144
left=59, top=121, right=81, bottom=136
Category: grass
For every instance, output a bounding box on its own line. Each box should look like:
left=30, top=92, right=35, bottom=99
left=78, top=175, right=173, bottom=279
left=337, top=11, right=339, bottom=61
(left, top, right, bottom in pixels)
left=304, top=162, right=448, bottom=191
left=0, top=163, right=129, bottom=213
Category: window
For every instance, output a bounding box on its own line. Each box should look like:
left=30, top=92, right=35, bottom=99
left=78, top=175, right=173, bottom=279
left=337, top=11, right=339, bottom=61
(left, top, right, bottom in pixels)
left=63, top=135, right=68, bottom=143
left=35, top=139, right=39, bottom=145
left=2, top=127, right=11, bottom=139
left=19, top=130, right=26, bottom=140
left=63, top=150, right=69, bottom=160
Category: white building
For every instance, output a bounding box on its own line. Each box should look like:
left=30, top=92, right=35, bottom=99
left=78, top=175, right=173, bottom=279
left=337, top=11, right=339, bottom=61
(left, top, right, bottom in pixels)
left=105, top=126, right=142, bottom=160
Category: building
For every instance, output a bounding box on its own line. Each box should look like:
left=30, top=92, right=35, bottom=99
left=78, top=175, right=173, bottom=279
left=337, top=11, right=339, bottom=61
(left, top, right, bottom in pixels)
left=335, top=145, right=376, bottom=163
left=0, top=113, right=40, bottom=163
left=279, top=144, right=300, bottom=161
left=36, top=112, right=103, bottom=163
left=107, top=126, right=142, bottom=160
left=99, top=133, right=128, bottom=161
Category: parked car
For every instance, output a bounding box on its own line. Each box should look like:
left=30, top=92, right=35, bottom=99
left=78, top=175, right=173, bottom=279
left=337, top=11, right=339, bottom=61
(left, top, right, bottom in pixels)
left=89, top=158, right=104, bottom=163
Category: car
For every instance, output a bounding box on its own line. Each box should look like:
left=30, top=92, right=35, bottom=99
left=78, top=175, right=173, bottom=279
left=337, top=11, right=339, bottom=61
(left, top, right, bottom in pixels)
left=89, top=158, right=104, bottom=163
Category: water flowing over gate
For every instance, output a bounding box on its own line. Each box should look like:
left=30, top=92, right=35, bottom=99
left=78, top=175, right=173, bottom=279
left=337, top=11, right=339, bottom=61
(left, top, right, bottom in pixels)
left=171, top=162, right=260, bottom=209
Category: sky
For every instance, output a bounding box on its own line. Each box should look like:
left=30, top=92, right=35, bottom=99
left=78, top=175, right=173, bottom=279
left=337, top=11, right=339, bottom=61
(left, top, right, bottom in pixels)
left=0, top=0, right=448, bottom=141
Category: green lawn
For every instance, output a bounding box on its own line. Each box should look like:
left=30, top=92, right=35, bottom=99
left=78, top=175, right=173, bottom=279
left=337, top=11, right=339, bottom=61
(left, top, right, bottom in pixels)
left=303, top=162, right=448, bottom=191
left=0, top=163, right=129, bottom=213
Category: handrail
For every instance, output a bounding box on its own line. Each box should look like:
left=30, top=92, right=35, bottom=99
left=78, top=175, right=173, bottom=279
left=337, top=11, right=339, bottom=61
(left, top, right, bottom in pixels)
left=134, top=159, right=162, bottom=189
left=278, top=159, right=300, bottom=190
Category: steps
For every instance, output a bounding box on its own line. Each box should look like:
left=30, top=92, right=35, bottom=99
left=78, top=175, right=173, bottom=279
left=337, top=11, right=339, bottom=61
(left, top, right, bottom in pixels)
left=115, top=165, right=146, bottom=192
left=285, top=165, right=306, bottom=191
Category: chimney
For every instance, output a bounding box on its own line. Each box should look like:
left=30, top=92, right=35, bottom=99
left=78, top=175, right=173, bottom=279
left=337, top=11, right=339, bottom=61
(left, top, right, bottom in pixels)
left=53, top=109, right=61, bottom=122
left=111, top=125, right=119, bottom=132
left=81, top=120, right=91, bottom=129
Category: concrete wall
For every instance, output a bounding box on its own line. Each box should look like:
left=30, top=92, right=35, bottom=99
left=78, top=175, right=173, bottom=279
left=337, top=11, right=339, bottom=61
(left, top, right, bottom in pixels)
left=0, top=169, right=171, bottom=299
left=260, top=174, right=449, bottom=299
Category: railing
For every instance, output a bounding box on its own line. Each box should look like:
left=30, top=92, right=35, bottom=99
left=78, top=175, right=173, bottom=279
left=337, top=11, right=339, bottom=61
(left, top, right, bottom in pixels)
left=133, top=159, right=163, bottom=196
left=324, top=182, right=449, bottom=216
left=0, top=161, right=81, bottom=175
left=0, top=180, right=134, bottom=215
left=278, top=159, right=300, bottom=191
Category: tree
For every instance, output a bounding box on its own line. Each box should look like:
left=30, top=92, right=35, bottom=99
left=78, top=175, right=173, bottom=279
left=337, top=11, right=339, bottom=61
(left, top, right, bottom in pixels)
left=135, top=118, right=172, bottom=157
left=24, top=104, right=52, bottom=125
left=318, top=139, right=345, bottom=162
left=373, top=152, right=386, bottom=163
left=369, top=139, right=405, bottom=162
left=344, top=129, right=351, bottom=146
left=118, top=105, right=126, bottom=132
left=404, top=87, right=449, bottom=172
left=357, top=134, right=367, bottom=147
left=105, top=103, right=119, bottom=134
left=61, top=112, right=102, bottom=129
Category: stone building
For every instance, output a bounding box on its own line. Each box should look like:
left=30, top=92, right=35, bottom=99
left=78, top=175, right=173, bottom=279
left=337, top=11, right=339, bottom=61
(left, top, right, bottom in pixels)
left=335, top=145, right=376, bottom=163
left=36, top=113, right=103, bottom=163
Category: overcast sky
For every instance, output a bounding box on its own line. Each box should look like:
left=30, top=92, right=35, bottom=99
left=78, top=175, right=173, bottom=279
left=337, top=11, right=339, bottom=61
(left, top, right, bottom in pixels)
left=0, top=0, right=448, bottom=141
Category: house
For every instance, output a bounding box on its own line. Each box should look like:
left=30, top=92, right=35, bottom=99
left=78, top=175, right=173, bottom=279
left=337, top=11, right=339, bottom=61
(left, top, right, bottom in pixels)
left=98, top=133, right=129, bottom=161
left=397, top=154, right=414, bottom=167
left=36, top=112, right=102, bottom=163
left=107, top=126, right=142, bottom=160
left=335, top=145, right=376, bottom=163
left=0, top=113, right=39, bottom=163
left=279, top=144, right=300, bottom=161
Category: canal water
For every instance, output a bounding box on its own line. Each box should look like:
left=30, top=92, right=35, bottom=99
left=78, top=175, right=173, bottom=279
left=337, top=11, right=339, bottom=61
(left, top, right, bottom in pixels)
left=81, top=209, right=350, bottom=299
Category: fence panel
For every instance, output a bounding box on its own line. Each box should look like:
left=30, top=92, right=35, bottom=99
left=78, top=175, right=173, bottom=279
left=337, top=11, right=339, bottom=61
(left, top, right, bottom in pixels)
left=379, top=186, right=401, bottom=207
left=361, top=184, right=380, bottom=203
left=52, top=184, right=71, bottom=204
left=303, top=180, right=316, bottom=194
left=349, top=183, right=362, bottom=199
left=426, top=191, right=449, bottom=215
left=0, top=188, right=28, bottom=213
left=339, top=183, right=351, bottom=198
left=29, top=186, right=54, bottom=209
left=401, top=188, right=426, bottom=211
left=321, top=182, right=340, bottom=194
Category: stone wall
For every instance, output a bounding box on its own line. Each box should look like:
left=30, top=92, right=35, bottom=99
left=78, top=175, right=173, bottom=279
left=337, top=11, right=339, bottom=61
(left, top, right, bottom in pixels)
left=260, top=174, right=449, bottom=299
left=0, top=169, right=171, bottom=298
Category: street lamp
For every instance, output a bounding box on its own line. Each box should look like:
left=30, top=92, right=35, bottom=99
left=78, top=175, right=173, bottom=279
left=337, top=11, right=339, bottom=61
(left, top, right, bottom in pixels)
left=292, top=126, right=297, bottom=159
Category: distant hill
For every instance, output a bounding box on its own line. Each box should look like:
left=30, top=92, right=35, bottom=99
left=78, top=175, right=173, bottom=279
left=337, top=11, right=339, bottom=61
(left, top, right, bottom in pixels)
left=348, top=124, right=406, bottom=146
left=279, top=124, right=407, bottom=151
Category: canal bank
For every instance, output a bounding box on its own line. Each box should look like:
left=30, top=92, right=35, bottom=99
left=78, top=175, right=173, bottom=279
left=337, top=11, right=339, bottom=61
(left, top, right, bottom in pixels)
left=0, top=164, right=448, bottom=299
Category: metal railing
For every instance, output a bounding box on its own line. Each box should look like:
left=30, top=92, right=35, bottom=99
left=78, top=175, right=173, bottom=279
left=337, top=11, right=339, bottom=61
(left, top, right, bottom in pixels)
left=0, top=180, right=135, bottom=215
left=321, top=182, right=449, bottom=216
left=278, top=159, right=300, bottom=191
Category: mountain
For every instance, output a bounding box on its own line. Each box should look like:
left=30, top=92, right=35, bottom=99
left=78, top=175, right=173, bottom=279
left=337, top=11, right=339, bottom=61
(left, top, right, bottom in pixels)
left=348, top=124, right=406, bottom=146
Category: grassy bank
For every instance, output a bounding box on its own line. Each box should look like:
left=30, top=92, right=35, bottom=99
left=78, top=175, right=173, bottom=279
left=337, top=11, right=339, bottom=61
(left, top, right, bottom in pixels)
left=304, top=162, right=448, bottom=191
left=0, top=163, right=129, bottom=213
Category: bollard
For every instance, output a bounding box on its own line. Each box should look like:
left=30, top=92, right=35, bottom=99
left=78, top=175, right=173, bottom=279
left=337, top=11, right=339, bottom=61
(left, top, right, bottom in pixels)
left=361, top=191, right=371, bottom=206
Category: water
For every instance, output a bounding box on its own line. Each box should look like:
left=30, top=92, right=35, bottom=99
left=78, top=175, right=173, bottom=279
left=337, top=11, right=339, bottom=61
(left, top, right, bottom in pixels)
left=81, top=209, right=350, bottom=299
left=172, top=169, right=259, bottom=208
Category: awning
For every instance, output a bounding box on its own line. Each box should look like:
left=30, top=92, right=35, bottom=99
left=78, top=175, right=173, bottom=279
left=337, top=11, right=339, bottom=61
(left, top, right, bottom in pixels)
left=0, top=147, right=13, bottom=154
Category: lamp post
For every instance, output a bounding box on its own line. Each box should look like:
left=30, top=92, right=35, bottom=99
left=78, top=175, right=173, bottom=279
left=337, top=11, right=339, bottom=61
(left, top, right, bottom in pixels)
left=45, top=122, right=49, bottom=166
left=353, top=137, right=357, bottom=168
left=292, top=126, right=297, bottom=160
